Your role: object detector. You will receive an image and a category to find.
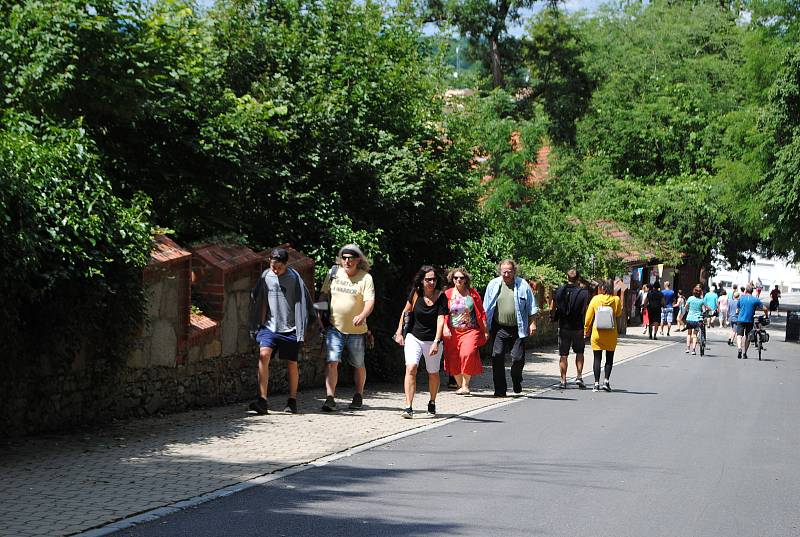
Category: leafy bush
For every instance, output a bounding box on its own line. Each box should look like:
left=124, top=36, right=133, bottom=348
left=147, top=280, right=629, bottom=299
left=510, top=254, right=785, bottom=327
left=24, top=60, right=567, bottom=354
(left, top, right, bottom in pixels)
left=0, top=119, right=151, bottom=366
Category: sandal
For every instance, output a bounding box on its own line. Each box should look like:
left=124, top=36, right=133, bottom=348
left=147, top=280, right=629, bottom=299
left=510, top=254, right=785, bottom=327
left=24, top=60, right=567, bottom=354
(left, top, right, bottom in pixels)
left=455, top=387, right=471, bottom=395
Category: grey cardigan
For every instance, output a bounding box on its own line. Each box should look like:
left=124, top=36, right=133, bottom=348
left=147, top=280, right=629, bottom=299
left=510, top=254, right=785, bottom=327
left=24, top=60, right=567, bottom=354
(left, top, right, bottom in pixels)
left=248, top=267, right=314, bottom=342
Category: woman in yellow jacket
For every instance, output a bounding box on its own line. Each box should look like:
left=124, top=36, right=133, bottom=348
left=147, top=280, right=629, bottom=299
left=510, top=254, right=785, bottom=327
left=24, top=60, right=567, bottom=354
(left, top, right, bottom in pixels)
left=584, top=279, right=623, bottom=392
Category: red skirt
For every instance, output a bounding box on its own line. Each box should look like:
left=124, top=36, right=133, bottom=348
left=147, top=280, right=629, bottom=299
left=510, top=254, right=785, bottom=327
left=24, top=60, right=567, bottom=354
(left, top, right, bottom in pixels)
left=444, top=328, right=483, bottom=376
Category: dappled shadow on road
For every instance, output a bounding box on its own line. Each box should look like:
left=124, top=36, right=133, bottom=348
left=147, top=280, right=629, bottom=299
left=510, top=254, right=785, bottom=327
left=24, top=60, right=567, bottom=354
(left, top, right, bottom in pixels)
left=114, top=464, right=464, bottom=537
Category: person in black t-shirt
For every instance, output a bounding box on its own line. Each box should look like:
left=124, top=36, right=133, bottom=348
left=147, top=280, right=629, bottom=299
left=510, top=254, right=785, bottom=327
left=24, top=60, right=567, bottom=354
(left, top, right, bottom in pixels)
left=394, top=266, right=448, bottom=419
left=551, top=269, right=590, bottom=389
left=643, top=283, right=664, bottom=340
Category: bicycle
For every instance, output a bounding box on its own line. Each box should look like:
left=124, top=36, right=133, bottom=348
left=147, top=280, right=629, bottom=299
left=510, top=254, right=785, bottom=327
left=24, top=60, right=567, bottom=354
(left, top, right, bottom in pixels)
left=698, top=310, right=709, bottom=356
left=749, top=315, right=770, bottom=361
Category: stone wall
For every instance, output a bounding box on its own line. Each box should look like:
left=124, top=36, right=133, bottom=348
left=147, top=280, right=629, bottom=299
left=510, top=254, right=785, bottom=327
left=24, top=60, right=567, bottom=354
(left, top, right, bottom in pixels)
left=1, top=237, right=327, bottom=436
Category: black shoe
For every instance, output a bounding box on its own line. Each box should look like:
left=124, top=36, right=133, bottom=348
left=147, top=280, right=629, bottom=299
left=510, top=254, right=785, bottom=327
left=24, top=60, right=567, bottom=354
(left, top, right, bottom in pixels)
left=322, top=395, right=337, bottom=412
left=349, top=393, right=363, bottom=410
left=558, top=381, right=567, bottom=390
left=427, top=401, right=436, bottom=416
left=494, top=392, right=507, bottom=398
left=602, top=380, right=612, bottom=392
left=737, top=350, right=742, bottom=359
left=512, top=379, right=522, bottom=394
left=743, top=353, right=748, bottom=360
left=575, top=378, right=586, bottom=389
left=447, top=376, right=458, bottom=389
left=249, top=397, right=269, bottom=415
left=284, top=398, right=298, bottom=414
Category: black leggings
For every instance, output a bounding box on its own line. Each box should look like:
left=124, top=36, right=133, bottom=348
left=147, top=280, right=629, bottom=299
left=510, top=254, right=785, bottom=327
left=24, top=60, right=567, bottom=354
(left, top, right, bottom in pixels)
left=593, top=350, right=615, bottom=383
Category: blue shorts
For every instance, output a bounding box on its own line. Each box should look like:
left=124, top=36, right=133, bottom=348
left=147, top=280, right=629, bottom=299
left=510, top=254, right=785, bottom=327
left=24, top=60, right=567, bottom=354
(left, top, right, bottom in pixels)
left=325, top=326, right=366, bottom=368
left=256, top=327, right=299, bottom=361
left=661, top=307, right=674, bottom=324
left=685, top=320, right=701, bottom=330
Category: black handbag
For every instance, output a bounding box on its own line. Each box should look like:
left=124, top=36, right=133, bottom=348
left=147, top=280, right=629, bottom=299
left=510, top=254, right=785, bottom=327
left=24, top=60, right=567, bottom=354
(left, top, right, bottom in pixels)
left=401, top=292, right=419, bottom=337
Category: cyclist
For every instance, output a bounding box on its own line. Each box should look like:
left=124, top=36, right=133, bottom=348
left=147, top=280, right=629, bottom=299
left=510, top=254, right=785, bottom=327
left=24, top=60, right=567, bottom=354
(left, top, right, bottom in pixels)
left=684, top=284, right=705, bottom=355
left=735, top=285, right=768, bottom=359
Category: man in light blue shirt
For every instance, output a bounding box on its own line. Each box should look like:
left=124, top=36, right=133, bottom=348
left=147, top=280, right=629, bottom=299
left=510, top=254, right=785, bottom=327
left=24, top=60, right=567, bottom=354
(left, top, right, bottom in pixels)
left=703, top=288, right=719, bottom=328
left=483, top=259, right=539, bottom=396
left=735, top=285, right=767, bottom=359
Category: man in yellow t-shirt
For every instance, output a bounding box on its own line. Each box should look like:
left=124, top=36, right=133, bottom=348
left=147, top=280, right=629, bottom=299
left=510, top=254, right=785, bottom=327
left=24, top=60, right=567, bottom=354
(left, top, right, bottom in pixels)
left=318, top=244, right=375, bottom=412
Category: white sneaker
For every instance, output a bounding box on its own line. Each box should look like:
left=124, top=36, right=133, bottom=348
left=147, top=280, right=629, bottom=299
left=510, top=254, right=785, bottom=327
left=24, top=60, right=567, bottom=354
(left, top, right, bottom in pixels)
left=602, top=381, right=611, bottom=392
left=592, top=383, right=600, bottom=392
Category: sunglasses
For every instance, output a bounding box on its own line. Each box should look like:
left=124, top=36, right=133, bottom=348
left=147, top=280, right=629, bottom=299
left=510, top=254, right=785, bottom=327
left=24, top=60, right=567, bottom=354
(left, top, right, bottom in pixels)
left=453, top=276, right=466, bottom=281
left=341, top=256, right=358, bottom=261
left=423, top=277, right=437, bottom=282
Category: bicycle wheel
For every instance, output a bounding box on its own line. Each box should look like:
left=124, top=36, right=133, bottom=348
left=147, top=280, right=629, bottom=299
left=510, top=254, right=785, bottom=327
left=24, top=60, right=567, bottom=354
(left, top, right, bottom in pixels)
left=757, top=332, right=762, bottom=361
left=700, top=331, right=705, bottom=356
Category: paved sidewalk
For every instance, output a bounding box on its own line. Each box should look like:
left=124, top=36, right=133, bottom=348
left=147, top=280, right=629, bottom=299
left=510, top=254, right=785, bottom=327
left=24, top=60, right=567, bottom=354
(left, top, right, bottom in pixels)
left=0, top=335, right=672, bottom=537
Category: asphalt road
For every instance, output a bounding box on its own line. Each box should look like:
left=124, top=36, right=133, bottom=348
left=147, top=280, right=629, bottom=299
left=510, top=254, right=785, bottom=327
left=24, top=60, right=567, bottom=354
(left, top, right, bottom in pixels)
left=116, top=327, right=800, bottom=537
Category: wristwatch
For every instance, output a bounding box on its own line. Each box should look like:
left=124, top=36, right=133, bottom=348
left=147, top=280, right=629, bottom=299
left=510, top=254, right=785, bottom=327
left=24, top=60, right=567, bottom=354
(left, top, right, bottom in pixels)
left=434, top=339, right=443, bottom=344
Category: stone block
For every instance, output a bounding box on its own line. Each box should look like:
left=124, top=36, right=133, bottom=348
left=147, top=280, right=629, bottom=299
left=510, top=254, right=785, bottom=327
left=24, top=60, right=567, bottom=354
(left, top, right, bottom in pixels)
left=203, top=340, right=222, bottom=360
left=149, top=320, right=177, bottom=367
left=231, top=276, right=252, bottom=292
left=144, top=280, right=163, bottom=320
left=159, top=276, right=179, bottom=320
left=221, top=297, right=239, bottom=356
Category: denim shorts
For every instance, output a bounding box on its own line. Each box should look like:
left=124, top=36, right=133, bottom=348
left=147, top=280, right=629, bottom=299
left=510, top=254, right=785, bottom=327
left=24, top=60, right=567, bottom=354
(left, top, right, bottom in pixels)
left=256, top=327, right=299, bottom=361
left=325, top=326, right=366, bottom=368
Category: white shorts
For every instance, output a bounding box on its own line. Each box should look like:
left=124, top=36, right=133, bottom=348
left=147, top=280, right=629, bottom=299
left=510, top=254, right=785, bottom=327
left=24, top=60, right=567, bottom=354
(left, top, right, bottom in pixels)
left=404, top=333, right=442, bottom=373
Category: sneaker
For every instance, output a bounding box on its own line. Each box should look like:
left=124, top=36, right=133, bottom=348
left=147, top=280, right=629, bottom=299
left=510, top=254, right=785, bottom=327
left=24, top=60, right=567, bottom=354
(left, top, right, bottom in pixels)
left=321, top=396, right=337, bottom=412
left=249, top=397, right=269, bottom=415
left=691, top=350, right=697, bottom=355
left=512, top=379, right=522, bottom=394
left=348, top=393, right=363, bottom=410
left=455, top=387, right=471, bottom=395
left=592, top=383, right=600, bottom=392
left=401, top=407, right=413, bottom=419
left=558, top=381, right=567, bottom=390
left=743, top=353, right=748, bottom=359
left=737, top=350, right=742, bottom=359
left=602, top=381, right=611, bottom=392
left=575, top=378, right=586, bottom=389
left=685, top=348, right=690, bottom=354
left=427, top=401, right=436, bottom=416
left=284, top=398, right=298, bottom=414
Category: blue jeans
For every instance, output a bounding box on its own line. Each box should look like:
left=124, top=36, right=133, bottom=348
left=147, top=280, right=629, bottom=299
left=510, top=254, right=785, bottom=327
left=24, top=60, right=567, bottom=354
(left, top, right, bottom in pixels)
left=325, top=326, right=366, bottom=368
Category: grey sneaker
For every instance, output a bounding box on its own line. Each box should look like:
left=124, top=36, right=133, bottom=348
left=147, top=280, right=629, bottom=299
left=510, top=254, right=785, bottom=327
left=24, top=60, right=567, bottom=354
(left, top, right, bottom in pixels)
left=401, top=407, right=413, bottom=419
left=348, top=393, right=363, bottom=410
left=558, top=381, right=567, bottom=390
left=322, top=396, right=337, bottom=412
left=592, top=383, right=600, bottom=392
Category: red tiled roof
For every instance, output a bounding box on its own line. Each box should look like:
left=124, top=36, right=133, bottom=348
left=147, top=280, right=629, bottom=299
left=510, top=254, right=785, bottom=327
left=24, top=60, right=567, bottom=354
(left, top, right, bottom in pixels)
left=149, top=234, right=191, bottom=267
left=192, top=243, right=261, bottom=274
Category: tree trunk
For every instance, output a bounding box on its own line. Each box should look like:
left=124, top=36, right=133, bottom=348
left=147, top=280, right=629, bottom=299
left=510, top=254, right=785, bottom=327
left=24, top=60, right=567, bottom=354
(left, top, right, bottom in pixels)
left=490, top=37, right=503, bottom=87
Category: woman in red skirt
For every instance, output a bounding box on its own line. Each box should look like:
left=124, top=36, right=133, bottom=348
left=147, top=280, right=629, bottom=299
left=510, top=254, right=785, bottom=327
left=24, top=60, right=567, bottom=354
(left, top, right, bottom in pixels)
left=443, top=268, right=488, bottom=395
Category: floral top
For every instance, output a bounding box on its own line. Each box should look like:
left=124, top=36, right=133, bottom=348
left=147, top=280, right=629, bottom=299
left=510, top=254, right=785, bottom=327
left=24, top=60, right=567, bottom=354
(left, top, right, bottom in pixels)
left=449, top=291, right=477, bottom=329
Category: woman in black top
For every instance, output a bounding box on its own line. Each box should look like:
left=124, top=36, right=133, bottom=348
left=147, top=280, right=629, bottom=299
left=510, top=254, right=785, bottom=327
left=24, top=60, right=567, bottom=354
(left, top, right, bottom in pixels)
left=644, top=282, right=664, bottom=340
left=394, top=265, right=447, bottom=419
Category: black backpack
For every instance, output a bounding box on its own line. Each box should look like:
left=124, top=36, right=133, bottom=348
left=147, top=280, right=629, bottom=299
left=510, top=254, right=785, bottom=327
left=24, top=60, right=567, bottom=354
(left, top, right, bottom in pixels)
left=554, top=284, right=581, bottom=323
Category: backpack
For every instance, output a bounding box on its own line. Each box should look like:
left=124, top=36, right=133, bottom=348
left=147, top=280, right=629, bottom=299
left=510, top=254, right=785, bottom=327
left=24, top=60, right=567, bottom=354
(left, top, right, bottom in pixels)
left=595, top=305, right=615, bottom=330
left=553, top=285, right=581, bottom=323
